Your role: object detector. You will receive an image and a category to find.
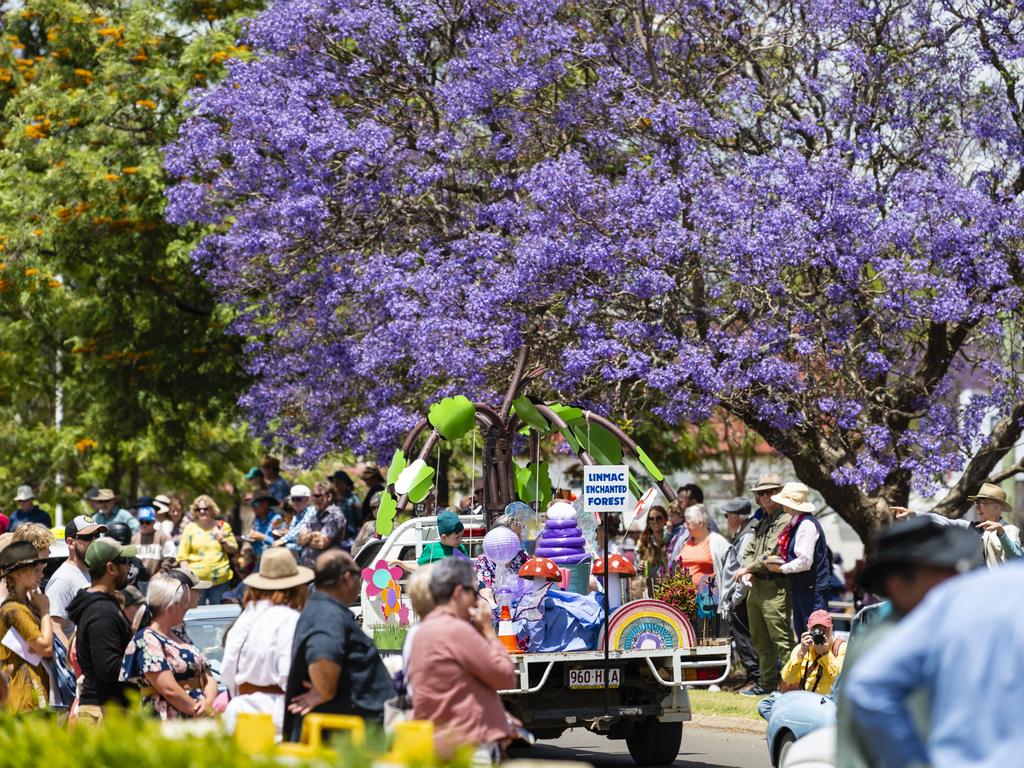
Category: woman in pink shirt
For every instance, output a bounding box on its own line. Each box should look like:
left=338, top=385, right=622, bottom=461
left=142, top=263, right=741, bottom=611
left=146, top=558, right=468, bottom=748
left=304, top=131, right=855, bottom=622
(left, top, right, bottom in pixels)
left=407, top=558, right=516, bottom=762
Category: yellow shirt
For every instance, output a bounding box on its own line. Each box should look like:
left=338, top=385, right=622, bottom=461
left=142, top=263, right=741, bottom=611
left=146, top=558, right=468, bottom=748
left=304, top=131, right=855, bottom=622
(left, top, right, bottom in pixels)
left=781, top=638, right=846, bottom=694
left=177, top=521, right=236, bottom=586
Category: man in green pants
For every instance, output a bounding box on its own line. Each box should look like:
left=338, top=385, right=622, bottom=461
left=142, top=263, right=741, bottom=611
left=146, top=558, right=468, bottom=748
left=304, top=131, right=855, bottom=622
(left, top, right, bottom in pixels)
left=735, top=474, right=792, bottom=696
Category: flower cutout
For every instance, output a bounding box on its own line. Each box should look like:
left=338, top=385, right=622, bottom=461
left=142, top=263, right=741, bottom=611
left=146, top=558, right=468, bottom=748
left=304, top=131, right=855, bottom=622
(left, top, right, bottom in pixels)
left=362, top=558, right=404, bottom=597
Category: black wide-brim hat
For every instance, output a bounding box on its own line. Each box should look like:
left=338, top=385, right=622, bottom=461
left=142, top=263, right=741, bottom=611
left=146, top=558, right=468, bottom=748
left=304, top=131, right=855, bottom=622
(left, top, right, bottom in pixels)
left=251, top=493, right=279, bottom=506
left=858, top=516, right=982, bottom=594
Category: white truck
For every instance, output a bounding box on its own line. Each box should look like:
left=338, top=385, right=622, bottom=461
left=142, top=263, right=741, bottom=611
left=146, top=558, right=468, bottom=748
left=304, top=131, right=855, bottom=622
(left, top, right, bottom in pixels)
left=357, top=514, right=732, bottom=766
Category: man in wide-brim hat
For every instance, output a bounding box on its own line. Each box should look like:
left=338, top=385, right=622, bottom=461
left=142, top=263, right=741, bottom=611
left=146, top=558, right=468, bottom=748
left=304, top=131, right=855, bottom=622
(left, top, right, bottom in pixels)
left=836, top=517, right=982, bottom=767
left=735, top=473, right=792, bottom=696
left=896, top=481, right=1022, bottom=569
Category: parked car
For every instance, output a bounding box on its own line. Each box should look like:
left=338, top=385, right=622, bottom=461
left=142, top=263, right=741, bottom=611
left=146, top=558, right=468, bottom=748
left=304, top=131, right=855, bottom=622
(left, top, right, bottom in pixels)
left=183, top=602, right=241, bottom=687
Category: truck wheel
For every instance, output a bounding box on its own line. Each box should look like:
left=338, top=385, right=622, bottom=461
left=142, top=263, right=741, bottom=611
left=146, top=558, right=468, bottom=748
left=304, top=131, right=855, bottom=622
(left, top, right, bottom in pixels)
left=625, top=719, right=682, bottom=765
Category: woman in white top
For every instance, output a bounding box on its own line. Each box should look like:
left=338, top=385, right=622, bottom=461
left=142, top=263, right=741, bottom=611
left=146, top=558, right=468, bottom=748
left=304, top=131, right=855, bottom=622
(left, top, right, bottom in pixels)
left=220, top=547, right=313, bottom=735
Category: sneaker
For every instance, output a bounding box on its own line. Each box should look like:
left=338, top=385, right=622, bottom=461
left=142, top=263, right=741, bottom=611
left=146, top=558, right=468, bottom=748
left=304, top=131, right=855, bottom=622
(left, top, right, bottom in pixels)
left=739, top=684, right=768, bottom=696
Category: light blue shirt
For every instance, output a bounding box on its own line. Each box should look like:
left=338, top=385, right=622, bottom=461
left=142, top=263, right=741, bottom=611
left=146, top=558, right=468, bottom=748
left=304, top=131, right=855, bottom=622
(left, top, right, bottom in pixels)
left=94, top=507, right=139, bottom=533
left=846, top=561, right=1024, bottom=767
left=278, top=506, right=315, bottom=551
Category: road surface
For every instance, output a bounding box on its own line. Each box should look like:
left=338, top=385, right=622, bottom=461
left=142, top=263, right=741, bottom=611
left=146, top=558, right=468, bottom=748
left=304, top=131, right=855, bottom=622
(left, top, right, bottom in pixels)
left=509, top=725, right=770, bottom=768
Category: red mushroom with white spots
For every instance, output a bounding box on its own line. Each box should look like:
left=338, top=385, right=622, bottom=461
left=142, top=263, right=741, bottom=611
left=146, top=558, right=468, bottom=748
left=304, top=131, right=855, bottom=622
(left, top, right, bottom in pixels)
left=519, top=556, right=562, bottom=585
left=592, top=554, right=635, bottom=609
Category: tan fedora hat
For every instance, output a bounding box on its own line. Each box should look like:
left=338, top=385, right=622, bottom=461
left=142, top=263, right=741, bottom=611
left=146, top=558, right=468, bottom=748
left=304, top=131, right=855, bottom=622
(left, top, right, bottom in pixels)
left=770, top=482, right=817, bottom=514
left=967, top=482, right=1012, bottom=511
left=243, top=548, right=314, bottom=591
left=749, top=473, right=784, bottom=493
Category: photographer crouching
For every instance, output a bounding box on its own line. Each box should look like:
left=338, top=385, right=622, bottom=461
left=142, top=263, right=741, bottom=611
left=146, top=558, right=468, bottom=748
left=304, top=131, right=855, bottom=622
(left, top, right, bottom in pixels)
left=758, top=609, right=846, bottom=720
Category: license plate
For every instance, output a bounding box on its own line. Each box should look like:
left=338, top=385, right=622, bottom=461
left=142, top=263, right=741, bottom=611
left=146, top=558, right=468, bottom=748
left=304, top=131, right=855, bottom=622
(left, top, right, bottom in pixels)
left=567, top=666, right=621, bottom=689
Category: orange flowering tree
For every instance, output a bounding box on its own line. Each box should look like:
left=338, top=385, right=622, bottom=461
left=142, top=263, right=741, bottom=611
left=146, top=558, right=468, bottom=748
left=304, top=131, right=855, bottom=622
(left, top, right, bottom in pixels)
left=0, top=0, right=263, bottom=504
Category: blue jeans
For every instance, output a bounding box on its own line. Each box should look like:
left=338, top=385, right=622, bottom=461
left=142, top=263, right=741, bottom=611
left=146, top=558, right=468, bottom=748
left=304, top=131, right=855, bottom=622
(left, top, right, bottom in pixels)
left=790, top=589, right=828, bottom=637
left=198, top=581, right=230, bottom=605
left=758, top=691, right=781, bottom=721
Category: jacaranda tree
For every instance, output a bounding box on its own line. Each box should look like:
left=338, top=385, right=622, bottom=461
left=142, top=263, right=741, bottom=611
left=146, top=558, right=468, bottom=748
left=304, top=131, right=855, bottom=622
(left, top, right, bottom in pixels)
left=167, top=0, right=1024, bottom=542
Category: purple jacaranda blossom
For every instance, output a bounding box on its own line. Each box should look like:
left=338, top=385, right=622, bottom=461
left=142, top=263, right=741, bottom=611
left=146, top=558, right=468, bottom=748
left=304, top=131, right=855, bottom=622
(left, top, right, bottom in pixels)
left=167, top=0, right=1024, bottom=538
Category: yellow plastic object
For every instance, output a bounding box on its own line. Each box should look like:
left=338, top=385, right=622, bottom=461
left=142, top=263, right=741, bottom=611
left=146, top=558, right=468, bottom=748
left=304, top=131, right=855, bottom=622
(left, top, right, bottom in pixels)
left=233, top=712, right=276, bottom=754
left=385, top=720, right=435, bottom=764
left=275, top=713, right=366, bottom=759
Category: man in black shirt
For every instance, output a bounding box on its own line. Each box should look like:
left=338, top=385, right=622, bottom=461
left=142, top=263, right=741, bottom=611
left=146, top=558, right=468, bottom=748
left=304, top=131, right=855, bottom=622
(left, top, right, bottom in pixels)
left=283, top=550, right=394, bottom=742
left=67, top=537, right=136, bottom=724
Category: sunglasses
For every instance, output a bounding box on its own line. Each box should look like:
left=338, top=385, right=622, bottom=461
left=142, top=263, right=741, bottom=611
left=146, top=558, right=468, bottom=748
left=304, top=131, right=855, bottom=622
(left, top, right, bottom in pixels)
left=312, top=493, right=327, bottom=499
left=755, top=490, right=776, bottom=497
left=76, top=533, right=100, bottom=542
left=113, top=557, right=130, bottom=565
left=290, top=496, right=308, bottom=502
left=649, top=516, right=666, bottom=522
left=195, top=506, right=211, bottom=512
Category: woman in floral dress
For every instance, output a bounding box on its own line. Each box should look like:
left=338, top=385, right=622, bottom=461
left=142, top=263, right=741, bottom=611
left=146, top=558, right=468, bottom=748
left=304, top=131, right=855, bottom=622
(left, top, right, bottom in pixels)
left=120, top=572, right=217, bottom=719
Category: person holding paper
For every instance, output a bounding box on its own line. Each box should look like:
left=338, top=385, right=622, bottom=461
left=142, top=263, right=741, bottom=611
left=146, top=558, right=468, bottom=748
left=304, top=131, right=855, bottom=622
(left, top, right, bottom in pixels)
left=0, top=541, right=53, bottom=712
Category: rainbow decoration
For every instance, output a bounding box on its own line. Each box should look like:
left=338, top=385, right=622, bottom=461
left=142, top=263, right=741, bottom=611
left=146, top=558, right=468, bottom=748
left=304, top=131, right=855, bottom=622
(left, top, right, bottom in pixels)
left=599, top=599, right=696, bottom=651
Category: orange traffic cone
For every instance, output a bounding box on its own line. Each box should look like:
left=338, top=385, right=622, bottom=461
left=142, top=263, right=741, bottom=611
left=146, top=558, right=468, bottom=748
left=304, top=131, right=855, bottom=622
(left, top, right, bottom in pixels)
left=498, top=604, right=519, bottom=653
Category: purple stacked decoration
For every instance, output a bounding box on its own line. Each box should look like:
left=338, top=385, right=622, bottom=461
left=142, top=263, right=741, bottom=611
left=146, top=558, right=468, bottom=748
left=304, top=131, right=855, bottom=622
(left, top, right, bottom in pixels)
left=534, top=516, right=589, bottom=564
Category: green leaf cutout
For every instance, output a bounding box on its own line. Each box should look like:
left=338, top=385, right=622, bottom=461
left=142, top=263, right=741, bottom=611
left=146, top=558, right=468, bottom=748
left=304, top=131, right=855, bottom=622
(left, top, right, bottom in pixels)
left=573, top=423, right=624, bottom=465
left=376, top=490, right=398, bottom=536
left=427, top=395, right=476, bottom=440
left=513, top=396, right=551, bottom=434
left=515, top=461, right=552, bottom=509
left=548, top=402, right=584, bottom=425
left=386, top=448, right=408, bottom=486
left=634, top=445, right=665, bottom=482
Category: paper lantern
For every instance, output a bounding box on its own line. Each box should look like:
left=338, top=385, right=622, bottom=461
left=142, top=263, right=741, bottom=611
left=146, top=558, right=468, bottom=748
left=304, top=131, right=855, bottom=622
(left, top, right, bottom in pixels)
left=483, top=525, right=521, bottom=565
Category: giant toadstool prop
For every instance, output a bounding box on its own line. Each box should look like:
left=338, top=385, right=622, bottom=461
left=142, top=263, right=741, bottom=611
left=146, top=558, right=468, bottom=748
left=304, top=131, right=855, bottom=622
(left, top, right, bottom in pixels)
left=519, top=556, right=562, bottom=590
left=593, top=553, right=636, bottom=609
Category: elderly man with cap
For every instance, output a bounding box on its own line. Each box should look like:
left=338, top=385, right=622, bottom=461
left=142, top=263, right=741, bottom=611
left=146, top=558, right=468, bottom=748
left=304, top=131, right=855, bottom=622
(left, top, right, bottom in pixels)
left=9, top=486, right=51, bottom=532
left=66, top=536, right=135, bottom=724
left=834, top=517, right=981, bottom=768
left=46, top=514, right=108, bottom=639
left=272, top=484, right=316, bottom=556
left=764, top=482, right=832, bottom=636
left=87, top=488, right=139, bottom=533
left=717, top=497, right=760, bottom=690
left=895, top=481, right=1022, bottom=569
left=735, top=473, right=791, bottom=696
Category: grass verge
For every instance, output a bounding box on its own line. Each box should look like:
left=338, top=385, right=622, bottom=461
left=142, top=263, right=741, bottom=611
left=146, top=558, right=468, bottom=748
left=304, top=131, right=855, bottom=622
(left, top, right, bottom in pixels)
left=689, top=688, right=763, bottom=719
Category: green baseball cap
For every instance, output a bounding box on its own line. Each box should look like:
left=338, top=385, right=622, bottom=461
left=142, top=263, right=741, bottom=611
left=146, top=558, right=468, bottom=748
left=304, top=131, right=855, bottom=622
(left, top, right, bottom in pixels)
left=437, top=509, right=464, bottom=536
left=84, top=537, right=137, bottom=570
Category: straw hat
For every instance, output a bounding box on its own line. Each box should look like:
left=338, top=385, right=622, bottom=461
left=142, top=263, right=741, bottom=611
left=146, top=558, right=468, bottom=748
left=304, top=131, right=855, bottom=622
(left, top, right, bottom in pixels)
left=770, top=482, right=817, bottom=514
left=243, top=548, right=314, bottom=590
left=967, top=482, right=1011, bottom=511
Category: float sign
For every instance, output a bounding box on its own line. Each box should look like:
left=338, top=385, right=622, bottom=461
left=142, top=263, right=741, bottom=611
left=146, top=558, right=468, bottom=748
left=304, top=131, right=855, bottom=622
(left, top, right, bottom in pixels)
left=583, top=464, right=630, bottom=516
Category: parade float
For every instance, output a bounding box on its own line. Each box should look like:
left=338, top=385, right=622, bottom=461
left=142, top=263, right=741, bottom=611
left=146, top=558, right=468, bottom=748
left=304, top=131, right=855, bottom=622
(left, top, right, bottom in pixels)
left=358, top=348, right=731, bottom=766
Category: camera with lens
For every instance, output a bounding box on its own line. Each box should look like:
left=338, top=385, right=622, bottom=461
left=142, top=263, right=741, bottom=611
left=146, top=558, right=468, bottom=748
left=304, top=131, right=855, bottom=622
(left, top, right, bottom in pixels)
left=810, top=628, right=827, bottom=646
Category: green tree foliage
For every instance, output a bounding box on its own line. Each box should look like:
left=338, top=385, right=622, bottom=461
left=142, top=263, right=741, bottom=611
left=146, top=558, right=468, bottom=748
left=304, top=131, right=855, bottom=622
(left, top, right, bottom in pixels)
left=0, top=0, right=264, bottom=508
